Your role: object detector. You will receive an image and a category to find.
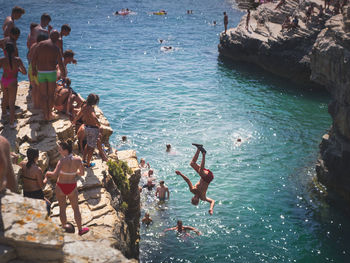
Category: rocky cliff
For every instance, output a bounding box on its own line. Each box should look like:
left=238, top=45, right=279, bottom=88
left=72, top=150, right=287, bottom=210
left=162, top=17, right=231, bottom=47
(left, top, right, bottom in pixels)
left=312, top=6, right=350, bottom=204
left=219, top=0, right=331, bottom=87
left=219, top=1, right=350, bottom=204
left=0, top=82, right=141, bottom=262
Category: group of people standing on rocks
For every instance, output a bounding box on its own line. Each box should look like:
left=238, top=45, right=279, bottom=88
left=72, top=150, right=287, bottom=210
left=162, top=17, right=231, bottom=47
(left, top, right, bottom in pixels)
left=0, top=6, right=114, bottom=236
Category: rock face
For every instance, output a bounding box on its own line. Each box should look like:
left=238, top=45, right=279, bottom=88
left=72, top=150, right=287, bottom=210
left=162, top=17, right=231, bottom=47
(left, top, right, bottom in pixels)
left=0, top=82, right=140, bottom=262
left=219, top=2, right=350, bottom=204
left=219, top=0, right=331, bottom=86
left=312, top=6, right=350, bottom=203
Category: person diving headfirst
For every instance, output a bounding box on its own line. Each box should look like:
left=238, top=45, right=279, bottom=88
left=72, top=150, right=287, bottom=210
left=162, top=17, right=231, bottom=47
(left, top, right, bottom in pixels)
left=175, top=143, right=215, bottom=215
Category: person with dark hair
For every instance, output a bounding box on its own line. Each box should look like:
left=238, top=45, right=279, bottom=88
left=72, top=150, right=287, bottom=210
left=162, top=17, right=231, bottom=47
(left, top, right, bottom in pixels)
left=31, top=30, right=66, bottom=120
left=0, top=135, right=17, bottom=193
left=19, top=148, right=46, bottom=201
left=57, top=24, right=71, bottom=53
left=45, top=139, right=89, bottom=236
left=156, top=180, right=169, bottom=201
left=2, top=6, right=25, bottom=37
left=0, top=42, right=26, bottom=128
left=26, top=22, right=39, bottom=49
left=72, top=94, right=101, bottom=167
left=223, top=12, right=228, bottom=34
left=0, top=26, right=21, bottom=56
left=28, top=13, right=52, bottom=48
left=175, top=144, right=215, bottom=215
left=164, top=220, right=201, bottom=236
left=57, top=49, right=77, bottom=79
left=54, top=78, right=84, bottom=118
left=28, top=33, right=48, bottom=109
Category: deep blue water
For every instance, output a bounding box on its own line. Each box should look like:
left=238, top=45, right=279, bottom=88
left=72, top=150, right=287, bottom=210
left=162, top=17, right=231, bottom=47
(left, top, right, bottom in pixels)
left=2, top=0, right=350, bottom=262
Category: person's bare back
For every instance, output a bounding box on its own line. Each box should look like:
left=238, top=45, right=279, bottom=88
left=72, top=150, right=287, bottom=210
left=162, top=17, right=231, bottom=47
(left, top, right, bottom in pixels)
left=32, top=38, right=61, bottom=71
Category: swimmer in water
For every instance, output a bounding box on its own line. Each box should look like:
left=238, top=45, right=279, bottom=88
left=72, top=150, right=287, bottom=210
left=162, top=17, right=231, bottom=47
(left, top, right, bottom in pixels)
left=142, top=212, right=153, bottom=226
left=175, top=143, right=215, bottom=215
left=164, top=220, right=200, bottom=236
left=139, top=158, right=150, bottom=169
left=155, top=180, right=169, bottom=201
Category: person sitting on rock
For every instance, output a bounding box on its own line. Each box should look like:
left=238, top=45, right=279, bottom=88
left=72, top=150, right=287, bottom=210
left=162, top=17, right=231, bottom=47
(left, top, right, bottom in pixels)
left=54, top=78, right=84, bottom=118
left=291, top=16, right=299, bottom=29
left=175, top=143, right=215, bottom=215
left=19, top=148, right=51, bottom=214
left=72, top=93, right=101, bottom=168
left=281, top=15, right=291, bottom=31
left=0, top=135, right=17, bottom=193
left=45, top=139, right=89, bottom=236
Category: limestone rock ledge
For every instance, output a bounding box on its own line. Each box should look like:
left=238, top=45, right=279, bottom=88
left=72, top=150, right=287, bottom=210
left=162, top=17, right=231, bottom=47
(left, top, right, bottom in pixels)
left=312, top=6, right=350, bottom=204
left=219, top=0, right=331, bottom=86
left=0, top=82, right=140, bottom=262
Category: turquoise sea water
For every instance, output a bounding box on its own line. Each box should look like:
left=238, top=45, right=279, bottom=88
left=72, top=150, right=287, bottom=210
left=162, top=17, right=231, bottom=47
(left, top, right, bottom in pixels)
left=2, top=0, right=350, bottom=262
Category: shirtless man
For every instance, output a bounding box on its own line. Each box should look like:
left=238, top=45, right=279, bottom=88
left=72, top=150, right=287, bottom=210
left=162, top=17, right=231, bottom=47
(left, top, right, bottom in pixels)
left=28, top=13, right=52, bottom=48
left=164, top=220, right=201, bottom=236
left=142, top=179, right=156, bottom=191
left=26, top=23, right=38, bottom=50
left=57, top=49, right=76, bottom=80
left=142, top=212, right=153, bottom=226
left=28, top=34, right=48, bottom=109
left=57, top=24, right=71, bottom=54
left=31, top=30, right=66, bottom=120
left=0, top=26, right=20, bottom=56
left=175, top=144, right=215, bottom=215
left=2, top=6, right=25, bottom=37
left=0, top=135, right=17, bottom=193
left=224, top=12, right=228, bottom=34
left=72, top=93, right=100, bottom=167
left=155, top=180, right=169, bottom=201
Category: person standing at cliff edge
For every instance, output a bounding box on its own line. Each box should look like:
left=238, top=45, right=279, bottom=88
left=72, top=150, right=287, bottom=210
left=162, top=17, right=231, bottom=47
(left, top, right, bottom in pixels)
left=224, top=12, right=228, bottom=34
left=2, top=6, right=25, bottom=37
left=31, top=30, right=66, bottom=121
left=246, top=9, right=251, bottom=31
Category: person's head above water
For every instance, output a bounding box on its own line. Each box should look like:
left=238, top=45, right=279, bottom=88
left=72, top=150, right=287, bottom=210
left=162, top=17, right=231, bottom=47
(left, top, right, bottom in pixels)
left=166, top=144, right=171, bottom=152
left=177, top=220, right=183, bottom=229
left=191, top=195, right=199, bottom=205
left=50, top=30, right=60, bottom=42
left=148, top=169, right=154, bottom=176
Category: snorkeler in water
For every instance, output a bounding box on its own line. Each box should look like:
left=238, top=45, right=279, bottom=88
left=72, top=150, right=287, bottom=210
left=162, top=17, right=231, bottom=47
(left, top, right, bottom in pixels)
left=175, top=143, right=215, bottom=215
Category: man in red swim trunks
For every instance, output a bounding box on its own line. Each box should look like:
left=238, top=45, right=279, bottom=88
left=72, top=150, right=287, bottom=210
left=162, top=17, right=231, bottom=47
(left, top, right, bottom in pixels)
left=175, top=143, right=215, bottom=215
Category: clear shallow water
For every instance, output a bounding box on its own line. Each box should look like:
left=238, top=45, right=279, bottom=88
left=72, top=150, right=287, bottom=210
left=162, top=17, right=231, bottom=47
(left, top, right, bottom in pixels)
left=2, top=0, right=350, bottom=262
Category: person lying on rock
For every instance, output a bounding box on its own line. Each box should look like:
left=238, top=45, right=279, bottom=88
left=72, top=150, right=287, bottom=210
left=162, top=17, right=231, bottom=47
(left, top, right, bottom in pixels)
left=164, top=220, right=201, bottom=236
left=175, top=144, right=215, bottom=215
left=0, top=135, right=17, bottom=193
left=72, top=93, right=101, bottom=168
left=45, top=139, right=89, bottom=236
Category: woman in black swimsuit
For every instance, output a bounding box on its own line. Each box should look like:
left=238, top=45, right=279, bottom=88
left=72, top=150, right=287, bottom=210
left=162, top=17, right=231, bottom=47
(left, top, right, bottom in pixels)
left=19, top=148, right=45, bottom=199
